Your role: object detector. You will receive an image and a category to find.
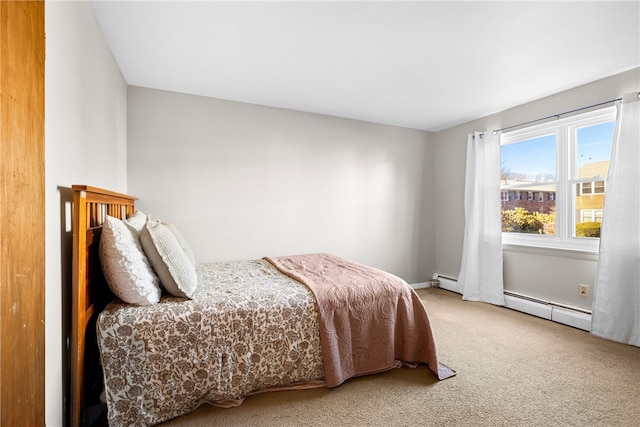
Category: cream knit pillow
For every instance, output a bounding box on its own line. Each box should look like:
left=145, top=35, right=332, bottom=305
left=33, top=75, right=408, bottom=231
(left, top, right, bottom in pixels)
left=140, top=219, right=198, bottom=298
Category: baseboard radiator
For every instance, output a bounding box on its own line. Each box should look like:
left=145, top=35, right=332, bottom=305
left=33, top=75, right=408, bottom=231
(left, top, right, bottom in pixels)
left=424, top=275, right=592, bottom=331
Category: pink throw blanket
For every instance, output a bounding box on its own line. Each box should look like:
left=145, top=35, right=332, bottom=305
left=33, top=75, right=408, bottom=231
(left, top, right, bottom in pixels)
left=264, top=253, right=455, bottom=386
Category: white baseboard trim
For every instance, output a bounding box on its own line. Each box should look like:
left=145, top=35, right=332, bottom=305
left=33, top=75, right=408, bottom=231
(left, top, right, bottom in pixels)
left=410, top=281, right=431, bottom=290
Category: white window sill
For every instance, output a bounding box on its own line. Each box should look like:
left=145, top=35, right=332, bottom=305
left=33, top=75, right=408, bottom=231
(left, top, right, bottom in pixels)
left=502, top=241, right=599, bottom=261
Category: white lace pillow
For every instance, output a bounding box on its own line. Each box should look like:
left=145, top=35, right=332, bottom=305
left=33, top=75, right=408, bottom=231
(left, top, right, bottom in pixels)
left=140, top=219, right=198, bottom=298
left=123, top=210, right=148, bottom=234
left=99, top=215, right=162, bottom=305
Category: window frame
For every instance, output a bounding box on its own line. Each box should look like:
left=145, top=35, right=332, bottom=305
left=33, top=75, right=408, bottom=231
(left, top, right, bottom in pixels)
left=500, top=106, right=616, bottom=253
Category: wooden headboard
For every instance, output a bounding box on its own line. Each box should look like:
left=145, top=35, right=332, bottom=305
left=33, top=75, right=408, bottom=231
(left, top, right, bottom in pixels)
left=71, top=185, right=137, bottom=427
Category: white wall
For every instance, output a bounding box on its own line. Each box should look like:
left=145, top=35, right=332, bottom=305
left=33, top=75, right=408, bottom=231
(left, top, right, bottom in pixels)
left=127, top=86, right=436, bottom=283
left=434, top=67, right=640, bottom=310
left=43, top=5, right=636, bottom=423
left=45, top=1, right=127, bottom=425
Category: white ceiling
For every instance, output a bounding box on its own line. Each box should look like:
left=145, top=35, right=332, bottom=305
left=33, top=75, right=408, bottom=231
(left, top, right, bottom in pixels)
left=89, top=1, right=640, bottom=132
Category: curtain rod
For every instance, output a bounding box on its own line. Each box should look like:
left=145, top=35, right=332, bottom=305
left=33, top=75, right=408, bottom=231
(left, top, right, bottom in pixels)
left=491, top=97, right=623, bottom=135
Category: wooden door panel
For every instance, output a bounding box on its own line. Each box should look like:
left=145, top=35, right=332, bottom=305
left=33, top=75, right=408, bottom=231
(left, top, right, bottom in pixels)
left=0, top=1, right=46, bottom=425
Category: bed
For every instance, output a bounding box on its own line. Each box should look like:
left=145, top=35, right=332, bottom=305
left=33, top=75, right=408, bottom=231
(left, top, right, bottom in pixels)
left=70, top=185, right=454, bottom=427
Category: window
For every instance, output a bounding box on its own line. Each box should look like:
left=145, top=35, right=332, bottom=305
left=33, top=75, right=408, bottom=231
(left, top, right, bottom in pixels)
left=594, top=181, right=605, bottom=194
left=580, top=182, right=593, bottom=195
left=500, top=107, right=615, bottom=251
left=578, top=181, right=606, bottom=195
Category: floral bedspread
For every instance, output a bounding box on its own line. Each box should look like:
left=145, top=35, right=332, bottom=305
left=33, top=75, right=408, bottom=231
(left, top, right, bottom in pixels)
left=97, top=259, right=325, bottom=426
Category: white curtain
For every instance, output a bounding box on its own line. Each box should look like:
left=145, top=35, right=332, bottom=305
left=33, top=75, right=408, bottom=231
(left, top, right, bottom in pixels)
left=457, top=131, right=505, bottom=305
left=592, top=92, right=640, bottom=347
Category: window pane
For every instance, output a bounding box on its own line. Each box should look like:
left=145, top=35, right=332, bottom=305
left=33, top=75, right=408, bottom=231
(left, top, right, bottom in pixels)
left=573, top=121, right=614, bottom=239
left=501, top=134, right=556, bottom=235
left=576, top=121, right=614, bottom=179
left=501, top=184, right=556, bottom=235
left=501, top=134, right=556, bottom=183
left=575, top=182, right=605, bottom=238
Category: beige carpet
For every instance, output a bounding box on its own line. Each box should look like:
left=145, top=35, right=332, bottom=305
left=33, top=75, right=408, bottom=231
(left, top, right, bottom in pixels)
left=159, top=288, right=640, bottom=426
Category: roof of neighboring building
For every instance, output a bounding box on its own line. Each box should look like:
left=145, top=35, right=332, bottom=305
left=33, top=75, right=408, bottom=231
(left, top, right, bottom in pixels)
left=578, top=161, right=609, bottom=179
left=500, top=180, right=555, bottom=192
left=501, top=161, right=609, bottom=192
